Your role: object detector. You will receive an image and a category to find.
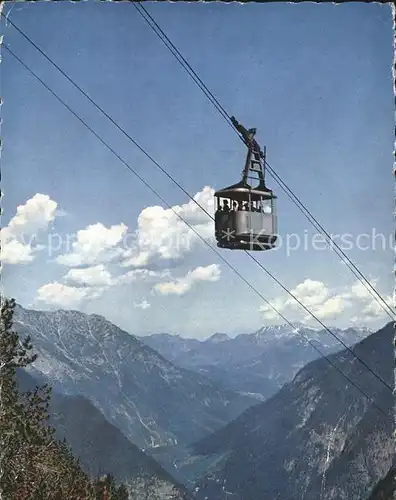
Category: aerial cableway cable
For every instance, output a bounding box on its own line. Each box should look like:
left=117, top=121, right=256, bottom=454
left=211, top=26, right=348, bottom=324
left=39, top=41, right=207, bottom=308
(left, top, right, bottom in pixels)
left=130, top=2, right=235, bottom=133
left=4, top=11, right=393, bottom=321
left=2, top=17, right=393, bottom=393
left=2, top=13, right=393, bottom=390
left=4, top=44, right=393, bottom=421
left=130, top=2, right=395, bottom=321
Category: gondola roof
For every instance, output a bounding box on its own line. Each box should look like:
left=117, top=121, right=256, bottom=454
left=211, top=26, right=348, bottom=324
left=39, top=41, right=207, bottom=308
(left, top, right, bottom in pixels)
left=214, top=180, right=276, bottom=201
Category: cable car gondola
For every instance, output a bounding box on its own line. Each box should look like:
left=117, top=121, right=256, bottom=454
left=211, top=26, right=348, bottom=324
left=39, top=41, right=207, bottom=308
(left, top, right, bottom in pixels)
left=214, top=117, right=278, bottom=251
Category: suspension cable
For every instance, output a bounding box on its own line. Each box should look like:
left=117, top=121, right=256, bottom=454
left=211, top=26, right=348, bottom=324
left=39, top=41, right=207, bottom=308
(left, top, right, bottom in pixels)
left=3, top=11, right=393, bottom=321
left=3, top=44, right=393, bottom=415
left=131, top=2, right=394, bottom=321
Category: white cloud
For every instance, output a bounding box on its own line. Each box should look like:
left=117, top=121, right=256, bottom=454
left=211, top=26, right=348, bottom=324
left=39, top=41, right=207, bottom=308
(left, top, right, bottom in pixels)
left=55, top=208, right=68, bottom=218
left=362, top=300, right=385, bottom=319
left=121, top=186, right=215, bottom=268
left=115, top=268, right=171, bottom=286
left=341, top=280, right=392, bottom=322
left=347, top=280, right=378, bottom=301
left=290, top=279, right=330, bottom=309
left=1, top=238, right=35, bottom=264
left=4, top=193, right=57, bottom=237
left=122, top=251, right=150, bottom=268
left=154, top=280, right=191, bottom=296
left=1, top=193, right=58, bottom=264
left=35, top=187, right=217, bottom=308
left=134, top=299, right=151, bottom=310
left=258, top=297, right=288, bottom=321
left=260, top=279, right=348, bottom=322
left=312, top=295, right=347, bottom=320
left=154, top=264, right=220, bottom=296
left=64, top=264, right=113, bottom=287
left=51, top=186, right=215, bottom=272
left=36, top=282, right=103, bottom=309
left=188, top=264, right=221, bottom=282
left=259, top=278, right=392, bottom=325
left=35, top=267, right=171, bottom=309
left=56, top=222, right=128, bottom=266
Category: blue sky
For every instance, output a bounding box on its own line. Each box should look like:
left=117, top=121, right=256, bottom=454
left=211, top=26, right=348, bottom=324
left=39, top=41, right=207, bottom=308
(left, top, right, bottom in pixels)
left=1, top=1, right=394, bottom=338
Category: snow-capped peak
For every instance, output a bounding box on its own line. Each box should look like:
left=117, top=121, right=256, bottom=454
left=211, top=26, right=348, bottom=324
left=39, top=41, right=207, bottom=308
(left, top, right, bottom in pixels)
left=207, top=333, right=230, bottom=343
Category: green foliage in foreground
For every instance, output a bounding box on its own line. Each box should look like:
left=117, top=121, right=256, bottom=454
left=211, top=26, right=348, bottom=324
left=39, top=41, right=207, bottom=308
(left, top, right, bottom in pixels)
left=0, top=297, right=129, bottom=500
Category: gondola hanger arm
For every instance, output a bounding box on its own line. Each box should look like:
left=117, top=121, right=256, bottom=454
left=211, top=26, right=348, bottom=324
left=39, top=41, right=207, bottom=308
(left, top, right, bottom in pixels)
left=230, top=116, right=265, bottom=159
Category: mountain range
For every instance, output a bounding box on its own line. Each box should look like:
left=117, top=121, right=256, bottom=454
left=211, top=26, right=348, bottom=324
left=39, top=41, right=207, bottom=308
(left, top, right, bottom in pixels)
left=12, top=303, right=393, bottom=499
left=141, top=324, right=372, bottom=401
left=13, top=305, right=254, bottom=451
left=189, top=322, right=394, bottom=500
